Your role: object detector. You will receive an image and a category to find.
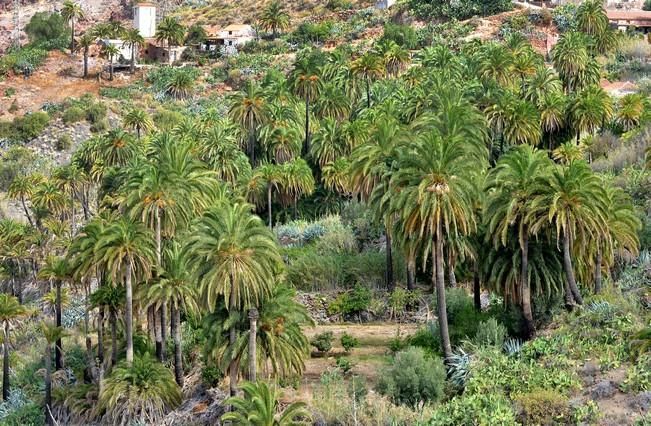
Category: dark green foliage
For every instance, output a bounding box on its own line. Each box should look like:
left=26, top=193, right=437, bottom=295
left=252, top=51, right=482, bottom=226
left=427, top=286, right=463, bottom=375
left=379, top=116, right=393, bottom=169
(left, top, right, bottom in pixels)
left=328, top=285, right=372, bottom=315
left=185, top=23, right=208, bottom=45
left=24, top=12, right=70, bottom=50
left=335, top=357, right=353, bottom=374
left=408, top=323, right=440, bottom=354
left=552, top=4, right=578, bottom=33
left=1, top=401, right=44, bottom=426
left=340, top=333, right=359, bottom=352
left=62, top=106, right=85, bottom=124
left=0, top=46, right=48, bottom=77
left=3, top=112, right=50, bottom=142
left=473, top=318, right=508, bottom=347
left=380, top=23, right=418, bottom=49
left=310, top=331, right=334, bottom=353
left=0, top=146, right=39, bottom=191
left=376, top=347, right=445, bottom=408
left=408, top=0, right=512, bottom=20
left=645, top=0, right=651, bottom=11
left=514, top=390, right=571, bottom=425
left=146, top=66, right=200, bottom=96
left=65, top=344, right=88, bottom=379
left=55, top=134, right=73, bottom=151
left=289, top=21, right=334, bottom=44
left=152, top=109, right=184, bottom=132
left=85, top=102, right=107, bottom=124
left=201, top=364, right=223, bottom=387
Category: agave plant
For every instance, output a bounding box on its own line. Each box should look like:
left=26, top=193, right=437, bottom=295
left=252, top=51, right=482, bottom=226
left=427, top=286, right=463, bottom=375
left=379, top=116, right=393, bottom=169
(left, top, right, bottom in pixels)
left=447, top=349, right=471, bottom=389
left=503, top=337, right=523, bottom=357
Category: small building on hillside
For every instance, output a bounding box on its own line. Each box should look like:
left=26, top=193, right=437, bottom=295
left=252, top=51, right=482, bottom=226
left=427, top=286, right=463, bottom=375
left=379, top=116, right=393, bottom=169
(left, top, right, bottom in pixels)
left=607, top=10, right=651, bottom=32
left=219, top=24, right=255, bottom=47
left=99, top=39, right=133, bottom=65
left=141, top=43, right=189, bottom=65
left=134, top=2, right=157, bottom=38
left=375, top=0, right=396, bottom=9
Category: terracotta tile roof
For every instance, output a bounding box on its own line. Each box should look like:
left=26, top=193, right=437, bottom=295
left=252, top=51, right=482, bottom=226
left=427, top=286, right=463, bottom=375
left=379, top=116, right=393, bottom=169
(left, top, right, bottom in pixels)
left=607, top=10, right=651, bottom=21
left=223, top=24, right=253, bottom=32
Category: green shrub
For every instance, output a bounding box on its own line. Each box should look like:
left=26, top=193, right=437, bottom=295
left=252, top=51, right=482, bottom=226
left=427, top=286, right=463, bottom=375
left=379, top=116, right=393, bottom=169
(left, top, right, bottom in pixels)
left=428, top=392, right=517, bottom=425
left=24, top=11, right=70, bottom=50
left=408, top=322, right=440, bottom=354
left=408, top=0, right=512, bottom=20
left=8, top=100, right=18, bottom=113
left=85, top=102, right=107, bottom=124
left=99, top=86, right=132, bottom=100
left=201, top=364, right=222, bottom=387
left=340, top=333, right=359, bottom=353
left=311, top=331, right=334, bottom=353
left=152, top=109, right=184, bottom=132
left=55, top=134, right=72, bottom=151
left=4, top=88, right=16, bottom=97
left=0, top=46, right=48, bottom=77
left=473, top=318, right=508, bottom=347
left=89, top=118, right=109, bottom=133
left=290, top=21, right=334, bottom=44
left=514, top=390, right=571, bottom=425
left=376, top=347, right=445, bottom=408
left=380, top=23, right=418, bottom=49
left=328, top=285, right=372, bottom=316
left=0, top=146, right=39, bottom=191
left=11, top=111, right=50, bottom=141
left=622, top=353, right=651, bottom=392
left=335, top=357, right=353, bottom=374
left=388, top=288, right=420, bottom=319
left=62, top=106, right=85, bottom=124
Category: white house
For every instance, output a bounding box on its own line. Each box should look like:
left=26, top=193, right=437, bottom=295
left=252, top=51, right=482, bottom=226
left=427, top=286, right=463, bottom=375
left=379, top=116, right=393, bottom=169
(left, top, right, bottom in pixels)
left=375, top=0, right=396, bottom=10
left=218, top=24, right=255, bottom=47
left=133, top=2, right=157, bottom=38
left=100, top=39, right=133, bottom=64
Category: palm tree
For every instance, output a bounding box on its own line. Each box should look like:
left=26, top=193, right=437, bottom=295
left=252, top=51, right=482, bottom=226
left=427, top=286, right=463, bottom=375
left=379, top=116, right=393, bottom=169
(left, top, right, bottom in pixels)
left=616, top=93, right=645, bottom=131
left=314, top=83, right=350, bottom=121
left=281, top=158, right=315, bottom=218
left=94, top=218, right=155, bottom=365
left=537, top=92, right=567, bottom=150
left=101, top=43, right=120, bottom=82
left=322, top=158, right=350, bottom=195
left=41, top=322, right=67, bottom=426
left=229, top=82, right=269, bottom=164
left=122, top=28, right=145, bottom=74
left=291, top=55, right=322, bottom=154
left=76, top=32, right=95, bottom=78
left=528, top=161, right=608, bottom=308
left=569, top=85, right=613, bottom=142
left=350, top=52, right=384, bottom=109
left=61, top=0, right=84, bottom=55
left=122, top=108, right=153, bottom=140
left=0, top=294, right=26, bottom=400
left=32, top=181, right=67, bottom=220
left=310, top=118, right=347, bottom=168
left=576, top=0, right=608, bottom=37
left=7, top=175, right=36, bottom=226
left=90, top=283, right=124, bottom=366
left=146, top=244, right=198, bottom=386
left=389, top=130, right=485, bottom=360
left=259, top=0, right=290, bottom=38
left=165, top=71, right=195, bottom=99
left=484, top=146, right=552, bottom=338
left=38, top=256, right=70, bottom=370
left=552, top=32, right=594, bottom=93
left=376, top=40, right=410, bottom=77
left=155, top=17, right=185, bottom=64
left=222, top=381, right=310, bottom=425
left=249, top=164, right=284, bottom=228
left=96, top=129, right=143, bottom=168
left=185, top=201, right=281, bottom=397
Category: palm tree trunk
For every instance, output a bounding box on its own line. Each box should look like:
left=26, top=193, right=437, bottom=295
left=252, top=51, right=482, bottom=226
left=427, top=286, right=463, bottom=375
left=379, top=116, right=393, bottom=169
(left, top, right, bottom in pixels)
left=98, top=305, right=104, bottom=364
left=161, top=305, right=167, bottom=361
left=155, top=307, right=163, bottom=361
left=406, top=257, right=415, bottom=291
left=131, top=47, right=135, bottom=74
left=385, top=229, right=394, bottom=292
left=562, top=232, right=583, bottom=307
left=44, top=346, right=53, bottom=425
left=304, top=94, right=310, bottom=156
left=595, top=246, right=603, bottom=294
left=267, top=183, right=273, bottom=229
left=447, top=250, right=457, bottom=288
left=20, top=196, right=33, bottom=226
left=248, top=308, right=258, bottom=382
left=473, top=259, right=481, bottom=312
left=55, top=280, right=63, bottom=370
left=228, top=288, right=237, bottom=398
left=171, top=304, right=183, bottom=386
left=84, top=282, right=93, bottom=382
left=434, top=221, right=452, bottom=361
left=125, top=262, right=134, bottom=365
left=365, top=75, right=371, bottom=109
left=521, top=231, right=535, bottom=339
left=83, top=50, right=88, bottom=78
left=110, top=308, right=117, bottom=366
left=109, top=59, right=114, bottom=81
left=44, top=343, right=52, bottom=426
left=71, top=19, right=75, bottom=55
left=3, top=322, right=10, bottom=400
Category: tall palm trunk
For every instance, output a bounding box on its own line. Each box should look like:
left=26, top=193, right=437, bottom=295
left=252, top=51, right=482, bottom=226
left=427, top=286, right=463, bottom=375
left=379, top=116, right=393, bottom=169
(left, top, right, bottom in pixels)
left=248, top=308, right=258, bottom=382
left=228, top=287, right=237, bottom=398
left=365, top=74, right=371, bottom=109
left=20, top=196, right=33, bottom=227
left=84, top=281, right=93, bottom=381
left=55, top=280, right=63, bottom=370
left=83, top=48, right=89, bottom=78
left=434, top=220, right=452, bottom=361
left=267, top=183, right=273, bottom=229
left=304, top=93, right=310, bottom=156
left=473, top=259, right=481, bottom=312
left=125, top=262, right=134, bottom=365
left=521, top=230, right=535, bottom=339
left=3, top=322, right=10, bottom=400
left=595, top=246, right=603, bottom=294
left=171, top=304, right=183, bottom=386
left=70, top=19, right=75, bottom=55
left=110, top=307, right=117, bottom=366
left=161, top=305, right=167, bottom=361
left=44, top=342, right=52, bottom=425
left=406, top=257, right=415, bottom=291
left=562, top=233, right=583, bottom=307
left=154, top=209, right=164, bottom=361
left=130, top=46, right=136, bottom=74
left=447, top=250, right=457, bottom=288
left=97, top=305, right=104, bottom=363
left=385, top=229, right=394, bottom=292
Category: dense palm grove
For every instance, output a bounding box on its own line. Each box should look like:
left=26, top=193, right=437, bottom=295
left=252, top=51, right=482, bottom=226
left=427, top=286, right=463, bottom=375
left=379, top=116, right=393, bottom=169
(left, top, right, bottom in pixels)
left=1, top=0, right=651, bottom=424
